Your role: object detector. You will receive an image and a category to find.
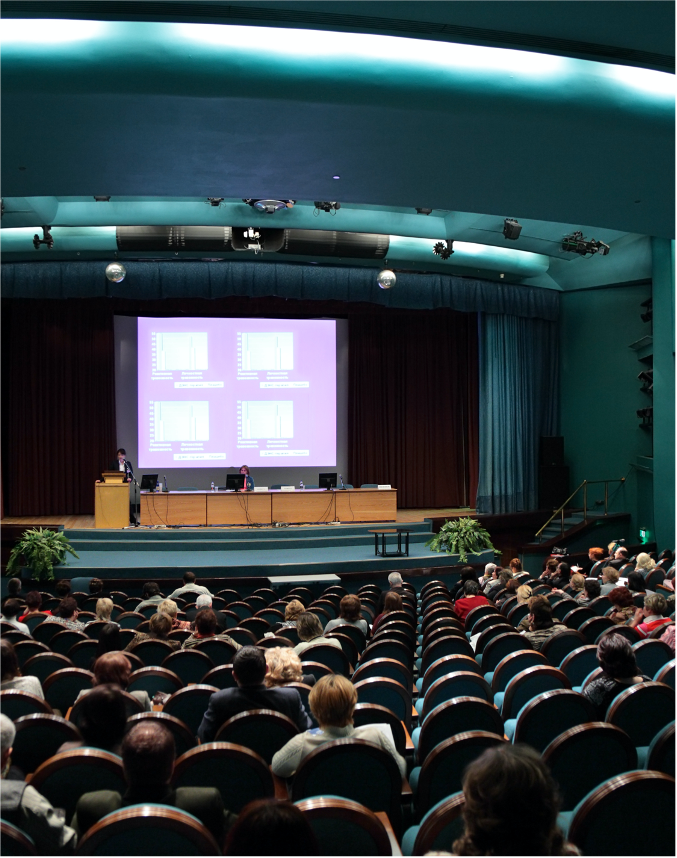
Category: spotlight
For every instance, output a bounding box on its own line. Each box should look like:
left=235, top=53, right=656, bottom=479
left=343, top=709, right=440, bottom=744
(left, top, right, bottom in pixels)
left=561, top=231, right=610, bottom=256
left=242, top=199, right=295, bottom=214
left=638, top=370, right=653, bottom=392
left=377, top=269, right=396, bottom=290
left=640, top=298, right=653, bottom=323
left=636, top=406, right=653, bottom=423
left=93, top=196, right=111, bottom=202
left=105, top=262, right=126, bottom=282
left=433, top=240, right=454, bottom=260
left=416, top=207, right=433, bottom=215
left=33, top=225, right=54, bottom=250
left=503, top=218, right=522, bottom=240
left=206, top=197, right=224, bottom=207
left=313, top=201, right=341, bottom=215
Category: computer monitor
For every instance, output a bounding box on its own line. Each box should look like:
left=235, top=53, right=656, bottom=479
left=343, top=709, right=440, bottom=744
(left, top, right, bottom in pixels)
left=140, top=474, right=158, bottom=491
left=318, top=473, right=337, bottom=490
left=225, top=474, right=246, bottom=491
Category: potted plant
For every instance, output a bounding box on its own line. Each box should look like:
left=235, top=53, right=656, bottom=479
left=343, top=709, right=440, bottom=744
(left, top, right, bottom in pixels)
left=5, top=527, right=79, bottom=583
left=426, top=517, right=499, bottom=563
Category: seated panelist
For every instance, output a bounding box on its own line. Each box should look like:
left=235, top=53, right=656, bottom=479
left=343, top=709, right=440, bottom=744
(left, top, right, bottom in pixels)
left=239, top=464, right=254, bottom=491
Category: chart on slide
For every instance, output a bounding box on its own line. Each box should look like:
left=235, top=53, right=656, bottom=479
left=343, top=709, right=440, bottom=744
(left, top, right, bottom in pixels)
left=154, top=332, right=208, bottom=371
left=240, top=401, right=293, bottom=439
left=240, top=332, right=293, bottom=371
left=153, top=401, right=209, bottom=442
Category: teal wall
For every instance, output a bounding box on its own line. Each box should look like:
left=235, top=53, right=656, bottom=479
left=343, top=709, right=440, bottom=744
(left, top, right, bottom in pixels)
left=560, top=282, right=654, bottom=542
left=651, top=238, right=675, bottom=551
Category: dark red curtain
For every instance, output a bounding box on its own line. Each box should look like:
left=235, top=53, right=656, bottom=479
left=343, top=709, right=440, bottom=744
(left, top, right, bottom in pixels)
left=2, top=300, right=116, bottom=516
left=349, top=310, right=479, bottom=508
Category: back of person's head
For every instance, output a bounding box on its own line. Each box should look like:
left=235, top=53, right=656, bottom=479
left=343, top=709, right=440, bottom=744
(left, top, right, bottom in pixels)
left=93, top=651, right=131, bottom=689
left=545, top=558, right=559, bottom=573
left=617, top=547, right=629, bottom=558
left=296, top=612, right=323, bottom=641
left=388, top=572, right=403, bottom=587
left=556, top=562, right=571, bottom=580
left=499, top=569, right=513, bottom=586
left=338, top=594, right=361, bottom=622
left=461, top=566, right=476, bottom=583
left=570, top=573, right=585, bottom=592
left=183, top=571, right=196, bottom=584
left=484, top=563, right=497, bottom=577
left=142, top=581, right=160, bottom=598
left=56, top=597, right=77, bottom=619
left=224, top=799, right=318, bottom=856
left=157, top=599, right=178, bottom=619
left=626, top=571, right=646, bottom=593
left=7, top=578, right=22, bottom=596
left=584, top=578, right=601, bottom=600
left=96, top=623, right=122, bottom=657
left=2, top=599, right=23, bottom=619
left=149, top=611, right=172, bottom=638
left=635, top=552, right=656, bottom=571
left=196, top=594, right=212, bottom=610
left=284, top=599, right=305, bottom=622
left=453, top=744, right=565, bottom=856
left=505, top=578, right=519, bottom=595
left=194, top=608, right=217, bottom=636
left=96, top=598, right=114, bottom=622
left=55, top=579, right=71, bottom=597
left=383, top=591, right=402, bottom=613
left=589, top=547, right=605, bottom=561
left=1, top=712, right=16, bottom=757
left=464, top=580, right=479, bottom=597
left=264, top=647, right=303, bottom=687
left=509, top=558, right=523, bottom=573
left=644, top=593, right=667, bottom=616
left=597, top=631, right=638, bottom=679
left=516, top=584, right=533, bottom=603
left=1, top=639, right=19, bottom=681
left=122, top=721, right=175, bottom=787
left=24, top=591, right=42, bottom=611
left=608, top=586, right=634, bottom=609
left=233, top=646, right=267, bottom=686
left=530, top=598, right=554, bottom=629
left=89, top=578, right=104, bottom=595
left=603, top=567, right=620, bottom=584
left=77, top=684, right=128, bottom=751
left=309, top=673, right=357, bottom=728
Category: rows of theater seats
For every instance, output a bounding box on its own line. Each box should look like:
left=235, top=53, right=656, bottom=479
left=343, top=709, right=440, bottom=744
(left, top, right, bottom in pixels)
left=1, top=577, right=675, bottom=855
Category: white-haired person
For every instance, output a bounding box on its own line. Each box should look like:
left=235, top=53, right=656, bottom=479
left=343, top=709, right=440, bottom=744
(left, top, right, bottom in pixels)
left=374, top=572, right=406, bottom=615
left=0, top=713, right=77, bottom=852
left=157, top=599, right=191, bottom=631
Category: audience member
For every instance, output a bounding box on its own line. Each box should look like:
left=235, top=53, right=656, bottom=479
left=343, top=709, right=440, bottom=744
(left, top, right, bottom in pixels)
left=626, top=571, right=648, bottom=595
left=660, top=623, right=675, bottom=651
left=482, top=565, right=501, bottom=595
left=264, top=647, right=316, bottom=688
left=58, top=684, right=128, bottom=756
left=126, top=612, right=181, bottom=653
left=371, top=591, right=403, bottom=635
left=550, top=562, right=571, bottom=590
left=271, top=674, right=406, bottom=778
left=198, top=646, right=312, bottom=742
left=17, top=591, right=50, bottom=622
left=95, top=623, right=123, bottom=659
left=583, top=631, right=650, bottom=718
left=509, top=557, right=523, bottom=576
left=294, top=612, right=342, bottom=656
left=606, top=546, right=629, bottom=570
left=277, top=599, right=306, bottom=630
left=78, top=652, right=151, bottom=711
left=628, top=593, right=672, bottom=639
left=88, top=578, right=108, bottom=599
left=514, top=584, right=534, bottom=631
left=634, top=552, right=657, bottom=579
left=478, top=562, right=497, bottom=589
left=495, top=577, right=518, bottom=608
left=453, top=566, right=478, bottom=601
left=44, top=597, right=85, bottom=631
left=577, top=546, right=605, bottom=576
left=568, top=573, right=586, bottom=597
left=1, top=639, right=44, bottom=698
left=166, top=571, right=212, bottom=601
left=600, top=567, right=621, bottom=596
left=0, top=599, right=31, bottom=635
left=55, top=579, right=71, bottom=599
left=539, top=558, right=560, bottom=584
left=521, top=597, right=566, bottom=651
left=135, top=582, right=165, bottom=612
left=486, top=569, right=512, bottom=602
left=182, top=609, right=242, bottom=651
left=157, top=599, right=191, bottom=631
left=188, top=594, right=231, bottom=632
left=224, top=798, right=318, bottom=856
left=374, top=572, right=406, bottom=615
left=89, top=597, right=117, bottom=625
left=575, top=578, right=600, bottom=605
left=0, top=713, right=77, bottom=853
left=454, top=581, right=490, bottom=623
left=607, top=587, right=636, bottom=625
left=72, top=721, right=236, bottom=843
left=452, top=744, right=576, bottom=855
left=324, top=595, right=368, bottom=636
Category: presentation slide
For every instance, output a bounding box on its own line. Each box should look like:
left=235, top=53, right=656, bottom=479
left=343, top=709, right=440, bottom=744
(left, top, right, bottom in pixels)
left=138, top=317, right=336, bottom=468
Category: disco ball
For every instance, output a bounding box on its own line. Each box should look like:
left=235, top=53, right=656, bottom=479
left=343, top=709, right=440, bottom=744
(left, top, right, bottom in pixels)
left=377, top=269, right=396, bottom=290
left=105, top=262, right=126, bottom=283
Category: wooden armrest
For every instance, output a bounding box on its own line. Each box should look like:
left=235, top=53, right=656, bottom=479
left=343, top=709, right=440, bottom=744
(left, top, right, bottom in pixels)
left=402, top=721, right=414, bottom=751
left=375, top=811, right=403, bottom=855
left=401, top=775, right=413, bottom=798
left=270, top=769, right=290, bottom=800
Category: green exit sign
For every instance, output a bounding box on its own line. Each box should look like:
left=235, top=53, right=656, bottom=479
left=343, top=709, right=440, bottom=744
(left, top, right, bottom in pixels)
left=639, top=527, right=651, bottom=543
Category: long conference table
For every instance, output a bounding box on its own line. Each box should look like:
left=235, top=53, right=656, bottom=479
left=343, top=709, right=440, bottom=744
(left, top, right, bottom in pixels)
left=139, top=488, right=397, bottom=526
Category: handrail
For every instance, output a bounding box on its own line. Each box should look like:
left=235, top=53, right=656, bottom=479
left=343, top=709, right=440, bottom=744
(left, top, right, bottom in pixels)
left=535, top=477, right=626, bottom=541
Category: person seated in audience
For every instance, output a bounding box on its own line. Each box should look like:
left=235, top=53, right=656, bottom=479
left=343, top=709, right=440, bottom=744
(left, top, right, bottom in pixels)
left=628, top=592, right=672, bottom=639
left=55, top=579, right=71, bottom=599
left=583, top=631, right=650, bottom=718
left=44, top=596, right=86, bottom=632
left=57, top=684, right=128, bottom=756
left=451, top=743, right=577, bottom=856
left=660, top=623, right=675, bottom=651
left=94, top=623, right=123, bottom=660
left=565, top=572, right=585, bottom=599
left=538, top=557, right=560, bottom=585
left=293, top=612, right=342, bottom=655
left=88, top=597, right=118, bottom=626
left=1, top=577, right=23, bottom=610
left=486, top=568, right=512, bottom=602
left=605, top=546, right=629, bottom=570
left=166, top=571, right=212, bottom=602
left=324, top=594, right=369, bottom=636
left=575, top=546, right=605, bottom=577
left=575, top=578, right=600, bottom=605
left=482, top=565, right=500, bottom=595
left=509, top=557, right=523, bottom=576
left=0, top=714, right=77, bottom=853
left=265, top=646, right=316, bottom=688
left=72, top=721, right=236, bottom=844
left=371, top=591, right=403, bottom=635
left=197, top=646, right=312, bottom=742
left=600, top=566, right=621, bottom=596
left=182, top=608, right=242, bottom=651
left=125, top=611, right=181, bottom=653
left=520, top=597, right=566, bottom=651
left=17, top=591, right=50, bottom=622
left=276, top=599, right=306, bottom=630
left=271, top=673, right=406, bottom=778
left=224, top=798, right=318, bottom=856
left=478, top=562, right=497, bottom=590
left=157, top=598, right=191, bottom=631
left=514, top=584, right=534, bottom=631
left=1, top=639, right=44, bottom=698
left=495, top=577, right=518, bottom=609
left=374, top=571, right=407, bottom=614
left=0, top=599, right=31, bottom=635
left=549, top=562, right=571, bottom=590
left=191, top=593, right=231, bottom=632
left=453, top=580, right=490, bottom=623
left=88, top=578, right=109, bottom=600
left=135, top=582, right=165, bottom=612
left=607, top=586, right=636, bottom=625
left=634, top=551, right=657, bottom=579
left=626, top=570, right=648, bottom=595
left=78, top=651, right=151, bottom=711
left=453, top=566, right=478, bottom=601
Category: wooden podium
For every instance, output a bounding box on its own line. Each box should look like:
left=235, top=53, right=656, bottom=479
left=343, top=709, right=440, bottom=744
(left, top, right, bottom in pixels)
left=95, top=481, right=130, bottom=528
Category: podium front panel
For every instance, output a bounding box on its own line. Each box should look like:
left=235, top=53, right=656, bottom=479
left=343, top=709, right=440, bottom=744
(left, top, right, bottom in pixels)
left=95, top=483, right=130, bottom=528
left=335, top=489, right=397, bottom=522
left=207, top=492, right=272, bottom=525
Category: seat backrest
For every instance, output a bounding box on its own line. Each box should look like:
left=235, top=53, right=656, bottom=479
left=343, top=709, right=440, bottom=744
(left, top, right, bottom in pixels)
left=539, top=629, right=587, bottom=667
left=161, top=649, right=214, bottom=685
left=48, top=629, right=88, bottom=656
left=646, top=722, right=675, bottom=777
left=479, top=633, right=531, bottom=676
left=490, top=650, right=548, bottom=694
left=226, top=627, right=258, bottom=647
left=587, top=595, right=613, bottom=616
left=30, top=621, right=68, bottom=645
left=173, top=741, right=274, bottom=813
left=301, top=644, right=351, bottom=676
left=130, top=639, right=176, bottom=667
left=500, top=665, right=570, bottom=720
left=1, top=820, right=37, bottom=856
left=353, top=677, right=412, bottom=730
left=653, top=658, right=675, bottom=689
left=12, top=640, right=50, bottom=668
left=0, top=689, right=53, bottom=720
left=579, top=616, right=615, bottom=644
left=474, top=622, right=515, bottom=654
left=421, top=636, right=474, bottom=674
left=418, top=697, right=504, bottom=763
left=42, top=668, right=95, bottom=714
left=128, top=666, right=184, bottom=697
left=507, top=602, right=530, bottom=627
left=351, top=703, right=407, bottom=756
left=361, top=638, right=413, bottom=668
left=606, top=681, right=675, bottom=746
left=22, top=652, right=73, bottom=685
left=193, top=638, right=239, bottom=666
left=420, top=655, right=482, bottom=695
left=295, top=796, right=393, bottom=857
left=11, top=713, right=81, bottom=775
left=214, top=708, right=300, bottom=763
left=559, top=644, right=599, bottom=685
left=512, top=689, right=597, bottom=753
left=67, top=639, right=100, bottom=670
left=563, top=606, right=596, bottom=629
left=422, top=673, right=492, bottom=720
left=412, top=793, right=466, bottom=855
left=162, top=684, right=219, bottom=736
left=632, top=638, right=674, bottom=677
left=464, top=604, right=498, bottom=633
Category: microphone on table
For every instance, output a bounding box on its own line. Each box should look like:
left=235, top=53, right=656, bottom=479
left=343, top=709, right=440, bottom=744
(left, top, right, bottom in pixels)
left=339, top=474, right=345, bottom=490
left=163, top=474, right=169, bottom=492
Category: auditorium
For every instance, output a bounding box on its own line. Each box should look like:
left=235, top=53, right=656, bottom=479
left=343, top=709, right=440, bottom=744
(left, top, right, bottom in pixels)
left=1, top=2, right=674, bottom=855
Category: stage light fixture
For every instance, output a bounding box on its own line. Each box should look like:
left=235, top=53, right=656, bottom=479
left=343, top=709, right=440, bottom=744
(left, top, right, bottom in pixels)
left=105, top=262, right=126, bottom=282
left=243, top=198, right=295, bottom=214
left=433, top=240, right=454, bottom=260
left=377, top=269, right=396, bottom=289
left=33, top=225, right=54, bottom=250
left=636, top=406, right=653, bottom=423
left=640, top=298, right=653, bottom=323
left=93, top=195, right=111, bottom=202
left=561, top=231, right=610, bottom=256
left=638, top=369, right=653, bottom=392
left=206, top=197, right=224, bottom=207
left=416, top=207, right=433, bottom=215
left=503, top=218, right=522, bottom=240
left=313, top=201, right=341, bottom=215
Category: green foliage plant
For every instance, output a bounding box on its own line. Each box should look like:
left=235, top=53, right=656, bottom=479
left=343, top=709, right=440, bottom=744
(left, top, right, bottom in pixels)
left=5, top=527, right=79, bottom=582
left=426, top=517, right=499, bottom=563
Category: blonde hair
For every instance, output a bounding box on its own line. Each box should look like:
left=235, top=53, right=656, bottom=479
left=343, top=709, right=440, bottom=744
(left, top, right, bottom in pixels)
left=309, top=674, right=357, bottom=728
left=570, top=573, right=585, bottom=592
left=285, top=599, right=305, bottom=622
left=635, top=553, right=656, bottom=572
left=603, top=567, right=620, bottom=584
left=516, top=585, right=532, bottom=604
left=157, top=599, right=178, bottom=619
left=644, top=593, right=667, bottom=616
left=95, top=598, right=114, bottom=622
left=264, top=647, right=304, bottom=687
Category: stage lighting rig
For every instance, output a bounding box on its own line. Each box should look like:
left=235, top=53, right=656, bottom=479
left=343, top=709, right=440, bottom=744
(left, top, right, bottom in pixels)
left=33, top=225, right=54, bottom=250
left=242, top=199, right=295, bottom=214
left=561, top=231, right=610, bottom=257
left=416, top=207, right=433, bottom=215
left=636, top=406, right=653, bottom=424
left=638, top=370, right=653, bottom=392
left=433, top=240, right=454, bottom=260
left=503, top=218, right=522, bottom=240
left=313, top=201, right=341, bottom=215
left=93, top=196, right=111, bottom=202
left=640, top=298, right=653, bottom=323
left=206, top=197, right=224, bottom=207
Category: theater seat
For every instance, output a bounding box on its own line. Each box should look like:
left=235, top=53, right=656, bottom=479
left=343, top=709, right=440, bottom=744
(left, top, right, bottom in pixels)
left=295, top=796, right=395, bottom=856
left=0, top=690, right=53, bottom=721
left=507, top=688, right=596, bottom=748
left=214, top=709, right=300, bottom=764
left=401, top=793, right=465, bottom=856
left=646, top=722, right=675, bottom=777
left=11, top=713, right=81, bottom=775
left=1, top=820, right=37, bottom=856
left=606, top=681, right=675, bottom=767
left=162, top=685, right=219, bottom=737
